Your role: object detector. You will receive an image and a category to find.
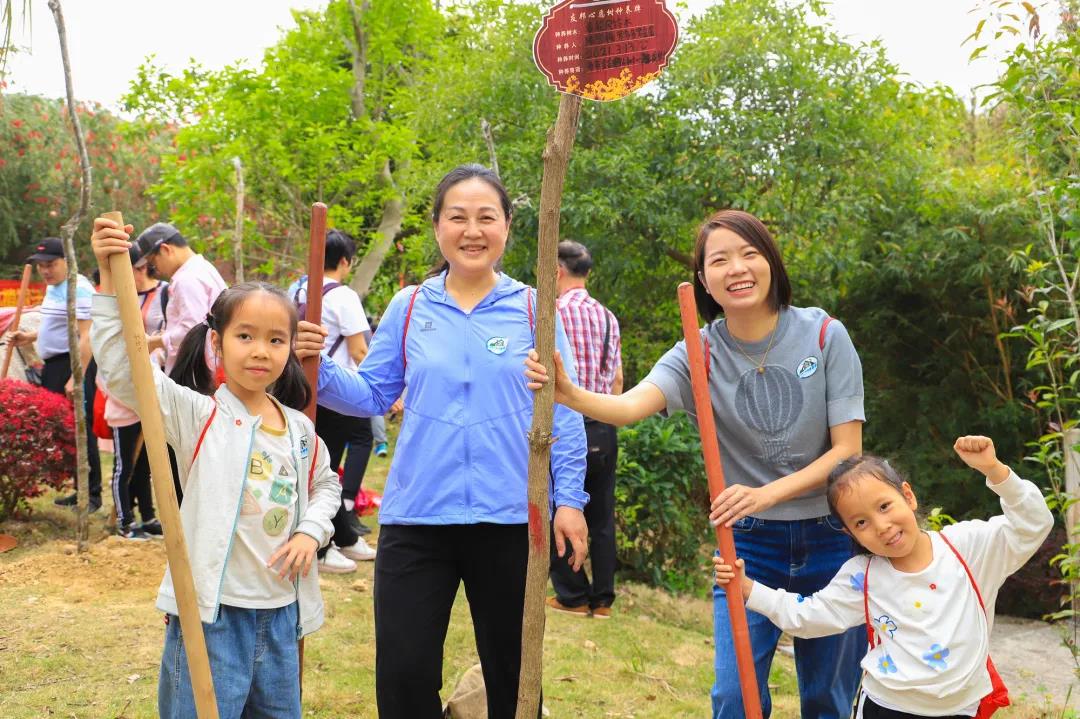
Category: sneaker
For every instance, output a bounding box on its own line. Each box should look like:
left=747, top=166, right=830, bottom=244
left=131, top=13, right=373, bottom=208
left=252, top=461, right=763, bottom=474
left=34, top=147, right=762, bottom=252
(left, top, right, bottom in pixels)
left=88, top=498, right=102, bottom=514
left=545, top=596, right=590, bottom=617
left=138, top=519, right=164, bottom=537
left=344, top=510, right=372, bottom=536
left=53, top=492, right=77, bottom=507
left=119, top=525, right=152, bottom=541
left=337, top=537, right=376, bottom=562
left=374, top=442, right=388, bottom=458
left=318, top=546, right=357, bottom=574
left=591, top=606, right=612, bottom=620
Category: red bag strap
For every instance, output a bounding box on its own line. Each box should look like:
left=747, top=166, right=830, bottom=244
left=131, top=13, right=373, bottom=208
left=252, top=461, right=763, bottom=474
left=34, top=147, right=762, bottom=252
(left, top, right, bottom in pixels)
left=401, top=283, right=424, bottom=368
left=527, top=287, right=534, bottom=334
left=862, top=556, right=876, bottom=648
left=140, top=286, right=159, bottom=323
left=938, top=532, right=987, bottom=612
left=189, top=404, right=218, bottom=472
left=401, top=283, right=535, bottom=367
left=306, top=434, right=320, bottom=492
left=819, top=316, right=834, bottom=351
left=702, top=315, right=833, bottom=382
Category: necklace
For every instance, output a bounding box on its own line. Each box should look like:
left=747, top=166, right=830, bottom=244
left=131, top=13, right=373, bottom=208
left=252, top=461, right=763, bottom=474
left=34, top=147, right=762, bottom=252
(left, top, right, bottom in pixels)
left=729, top=317, right=779, bottom=374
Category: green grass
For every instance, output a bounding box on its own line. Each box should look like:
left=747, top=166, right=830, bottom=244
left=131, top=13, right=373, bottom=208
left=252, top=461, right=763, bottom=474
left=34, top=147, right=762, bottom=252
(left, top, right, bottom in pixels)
left=0, top=442, right=1061, bottom=718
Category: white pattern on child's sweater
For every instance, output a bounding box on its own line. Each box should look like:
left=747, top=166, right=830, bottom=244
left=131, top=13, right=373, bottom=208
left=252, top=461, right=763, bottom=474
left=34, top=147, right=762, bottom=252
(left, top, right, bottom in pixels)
left=745, top=470, right=1052, bottom=716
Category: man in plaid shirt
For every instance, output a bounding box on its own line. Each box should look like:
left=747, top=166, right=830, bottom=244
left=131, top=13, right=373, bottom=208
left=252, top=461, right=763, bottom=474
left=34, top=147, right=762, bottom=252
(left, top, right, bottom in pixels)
left=547, top=240, right=624, bottom=619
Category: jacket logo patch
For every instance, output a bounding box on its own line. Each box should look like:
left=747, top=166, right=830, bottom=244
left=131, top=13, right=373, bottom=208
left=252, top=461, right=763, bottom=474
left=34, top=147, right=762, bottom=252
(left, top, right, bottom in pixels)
left=421, top=321, right=435, bottom=331
left=796, top=357, right=819, bottom=379
left=486, top=337, right=508, bottom=355
left=299, top=435, right=310, bottom=459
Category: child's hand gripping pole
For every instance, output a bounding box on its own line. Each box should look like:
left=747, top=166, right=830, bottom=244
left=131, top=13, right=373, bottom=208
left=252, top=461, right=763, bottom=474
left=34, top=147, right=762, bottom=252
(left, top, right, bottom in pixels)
left=0, top=263, right=32, bottom=379
left=296, top=201, right=326, bottom=694
left=677, top=282, right=763, bottom=719
left=99, top=211, right=220, bottom=719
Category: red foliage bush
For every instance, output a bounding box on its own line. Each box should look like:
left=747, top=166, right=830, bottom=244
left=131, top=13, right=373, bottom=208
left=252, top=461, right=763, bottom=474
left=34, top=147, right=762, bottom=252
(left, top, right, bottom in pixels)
left=0, top=378, right=76, bottom=522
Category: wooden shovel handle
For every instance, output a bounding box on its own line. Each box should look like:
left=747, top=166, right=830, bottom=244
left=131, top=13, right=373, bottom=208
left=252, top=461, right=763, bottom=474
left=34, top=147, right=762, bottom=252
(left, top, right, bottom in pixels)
left=101, top=211, right=220, bottom=719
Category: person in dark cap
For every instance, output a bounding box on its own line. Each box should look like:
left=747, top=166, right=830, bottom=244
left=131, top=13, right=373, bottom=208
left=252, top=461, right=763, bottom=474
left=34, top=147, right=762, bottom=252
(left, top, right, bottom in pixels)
left=131, top=222, right=226, bottom=375
left=100, top=242, right=170, bottom=539
left=10, top=237, right=102, bottom=511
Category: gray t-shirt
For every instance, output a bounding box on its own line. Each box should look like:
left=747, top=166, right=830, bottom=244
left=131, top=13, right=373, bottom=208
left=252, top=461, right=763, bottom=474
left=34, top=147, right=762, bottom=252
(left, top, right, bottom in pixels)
left=643, top=306, right=864, bottom=520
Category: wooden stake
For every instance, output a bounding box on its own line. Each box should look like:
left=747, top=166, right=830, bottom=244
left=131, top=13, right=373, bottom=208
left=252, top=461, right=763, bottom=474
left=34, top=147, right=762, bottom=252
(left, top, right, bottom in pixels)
left=0, top=264, right=32, bottom=379
left=301, top=202, right=327, bottom=422
left=1064, top=429, right=1080, bottom=622
left=231, top=157, right=245, bottom=284
left=297, top=202, right=327, bottom=691
left=677, top=282, right=762, bottom=719
left=516, top=92, right=582, bottom=719
left=101, top=211, right=220, bottom=719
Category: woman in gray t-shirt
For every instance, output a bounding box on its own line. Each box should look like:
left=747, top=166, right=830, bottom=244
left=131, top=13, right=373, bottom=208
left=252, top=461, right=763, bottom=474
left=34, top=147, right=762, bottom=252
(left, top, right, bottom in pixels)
left=526, top=209, right=864, bottom=718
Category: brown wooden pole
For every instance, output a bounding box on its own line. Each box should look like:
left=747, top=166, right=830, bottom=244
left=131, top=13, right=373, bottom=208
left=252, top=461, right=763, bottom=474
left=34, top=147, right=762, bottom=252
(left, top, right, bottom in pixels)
left=0, top=264, right=32, bottom=379
left=676, top=282, right=762, bottom=719
left=100, top=211, right=220, bottom=719
left=516, top=92, right=582, bottom=719
left=302, top=202, right=328, bottom=421
left=297, top=201, right=327, bottom=690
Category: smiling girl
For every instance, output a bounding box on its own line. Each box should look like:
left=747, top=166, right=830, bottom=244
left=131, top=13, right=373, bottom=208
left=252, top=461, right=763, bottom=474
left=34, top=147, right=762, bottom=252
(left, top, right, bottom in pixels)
left=713, top=436, right=1053, bottom=718
left=89, top=218, right=341, bottom=718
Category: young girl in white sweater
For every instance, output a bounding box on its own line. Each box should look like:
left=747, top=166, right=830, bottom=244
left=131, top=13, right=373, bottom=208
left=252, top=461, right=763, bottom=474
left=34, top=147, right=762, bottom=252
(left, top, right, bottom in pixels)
left=713, top=436, right=1053, bottom=718
left=90, top=218, right=341, bottom=718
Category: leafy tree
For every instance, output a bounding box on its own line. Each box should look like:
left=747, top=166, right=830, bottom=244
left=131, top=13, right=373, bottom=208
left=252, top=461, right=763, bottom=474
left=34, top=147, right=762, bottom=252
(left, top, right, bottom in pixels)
left=0, top=93, right=171, bottom=270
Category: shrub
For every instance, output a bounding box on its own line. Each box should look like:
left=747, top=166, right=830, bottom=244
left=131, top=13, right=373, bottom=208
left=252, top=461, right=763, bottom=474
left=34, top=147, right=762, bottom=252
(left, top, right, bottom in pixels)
left=0, top=378, right=76, bottom=522
left=615, top=413, right=711, bottom=593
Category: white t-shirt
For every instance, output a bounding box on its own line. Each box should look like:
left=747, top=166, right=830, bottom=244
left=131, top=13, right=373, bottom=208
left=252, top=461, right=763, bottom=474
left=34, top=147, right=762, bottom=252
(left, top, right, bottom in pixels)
left=219, top=422, right=299, bottom=609
left=37, top=274, right=95, bottom=360
left=746, top=471, right=1053, bottom=716
left=294, top=279, right=370, bottom=372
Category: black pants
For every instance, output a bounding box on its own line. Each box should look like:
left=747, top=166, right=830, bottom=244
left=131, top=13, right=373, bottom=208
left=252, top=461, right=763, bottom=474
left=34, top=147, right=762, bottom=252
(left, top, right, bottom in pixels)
left=550, top=419, right=618, bottom=609
left=316, top=404, right=373, bottom=501
left=42, top=354, right=102, bottom=501
left=860, top=694, right=969, bottom=718
left=374, top=523, right=541, bottom=719
left=315, top=405, right=372, bottom=558
left=111, top=422, right=155, bottom=529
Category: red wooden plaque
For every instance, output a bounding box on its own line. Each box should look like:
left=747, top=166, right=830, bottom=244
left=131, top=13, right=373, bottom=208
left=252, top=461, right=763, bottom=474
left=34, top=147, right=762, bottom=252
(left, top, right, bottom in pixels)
left=533, top=0, right=679, bottom=102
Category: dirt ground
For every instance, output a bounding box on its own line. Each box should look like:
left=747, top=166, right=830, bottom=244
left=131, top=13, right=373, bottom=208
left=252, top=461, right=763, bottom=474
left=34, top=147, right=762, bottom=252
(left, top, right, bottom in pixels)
left=1, top=482, right=1077, bottom=717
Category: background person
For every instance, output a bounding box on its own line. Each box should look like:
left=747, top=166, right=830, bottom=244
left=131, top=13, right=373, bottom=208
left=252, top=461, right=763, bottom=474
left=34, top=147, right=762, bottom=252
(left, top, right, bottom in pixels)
left=546, top=239, right=623, bottom=619
left=292, top=229, right=378, bottom=571
left=11, top=236, right=102, bottom=512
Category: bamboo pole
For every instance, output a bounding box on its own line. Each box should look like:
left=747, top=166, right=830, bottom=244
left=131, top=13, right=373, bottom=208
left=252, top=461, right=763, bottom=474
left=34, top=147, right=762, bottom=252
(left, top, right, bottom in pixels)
left=0, top=264, right=32, bottom=379
left=297, top=202, right=327, bottom=691
left=101, top=211, right=219, bottom=719
left=232, top=157, right=245, bottom=283
left=1064, top=428, right=1080, bottom=623
left=676, top=282, right=762, bottom=718
left=516, top=92, right=582, bottom=719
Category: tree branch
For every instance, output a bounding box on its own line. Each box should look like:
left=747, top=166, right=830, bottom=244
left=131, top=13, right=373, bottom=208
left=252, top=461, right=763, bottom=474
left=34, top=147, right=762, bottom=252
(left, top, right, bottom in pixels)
left=48, top=0, right=92, bottom=552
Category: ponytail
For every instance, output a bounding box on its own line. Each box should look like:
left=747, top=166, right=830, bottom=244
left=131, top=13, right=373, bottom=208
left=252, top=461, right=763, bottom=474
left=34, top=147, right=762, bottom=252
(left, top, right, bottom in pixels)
left=270, top=352, right=311, bottom=411
left=168, top=321, right=215, bottom=395
left=426, top=259, right=450, bottom=279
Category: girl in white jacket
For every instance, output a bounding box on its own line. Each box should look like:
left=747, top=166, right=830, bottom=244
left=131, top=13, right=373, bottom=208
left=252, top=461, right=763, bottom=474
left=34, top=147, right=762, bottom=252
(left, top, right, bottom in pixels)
left=713, top=436, right=1053, bottom=718
left=90, top=218, right=341, bottom=719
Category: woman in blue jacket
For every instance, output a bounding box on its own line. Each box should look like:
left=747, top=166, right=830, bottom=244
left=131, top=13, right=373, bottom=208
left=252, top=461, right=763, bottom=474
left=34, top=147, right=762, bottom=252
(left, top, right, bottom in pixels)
left=296, top=164, right=589, bottom=719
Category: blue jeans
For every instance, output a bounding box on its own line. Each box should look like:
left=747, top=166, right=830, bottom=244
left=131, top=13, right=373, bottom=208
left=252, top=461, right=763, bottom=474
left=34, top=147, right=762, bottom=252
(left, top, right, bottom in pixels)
left=712, top=516, right=862, bottom=719
left=159, top=602, right=301, bottom=719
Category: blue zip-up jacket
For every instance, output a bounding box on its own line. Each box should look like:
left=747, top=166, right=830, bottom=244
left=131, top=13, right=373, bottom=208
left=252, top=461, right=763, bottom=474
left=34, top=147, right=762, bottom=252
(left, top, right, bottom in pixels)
left=318, top=272, right=589, bottom=525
